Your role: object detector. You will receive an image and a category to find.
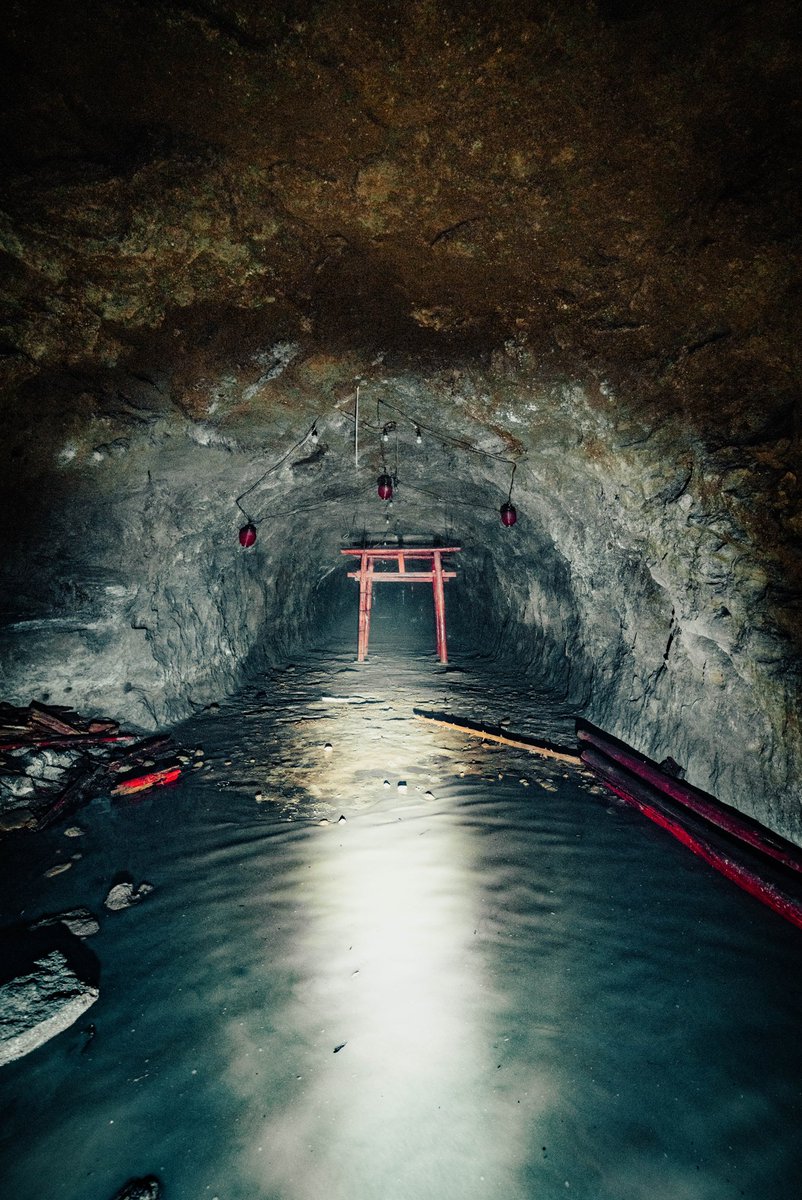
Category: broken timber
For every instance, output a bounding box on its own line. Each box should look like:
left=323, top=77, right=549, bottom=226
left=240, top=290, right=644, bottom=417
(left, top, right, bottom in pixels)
left=413, top=709, right=581, bottom=764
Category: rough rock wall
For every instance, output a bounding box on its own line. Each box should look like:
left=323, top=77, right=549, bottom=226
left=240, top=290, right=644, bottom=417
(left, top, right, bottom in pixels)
left=1, top=344, right=800, bottom=839
left=0, top=399, right=349, bottom=729
left=0, top=1, right=800, bottom=837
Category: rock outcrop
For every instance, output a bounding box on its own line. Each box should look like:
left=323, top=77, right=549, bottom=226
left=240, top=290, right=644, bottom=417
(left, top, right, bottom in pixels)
left=0, top=949, right=98, bottom=1067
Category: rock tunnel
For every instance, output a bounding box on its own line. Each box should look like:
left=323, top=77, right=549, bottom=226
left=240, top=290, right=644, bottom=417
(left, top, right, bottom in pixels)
left=1, top=3, right=802, bottom=1197
left=2, top=0, right=800, bottom=840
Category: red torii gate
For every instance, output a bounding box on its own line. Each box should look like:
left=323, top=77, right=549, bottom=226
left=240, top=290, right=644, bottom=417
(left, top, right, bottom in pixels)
left=341, top=547, right=462, bottom=663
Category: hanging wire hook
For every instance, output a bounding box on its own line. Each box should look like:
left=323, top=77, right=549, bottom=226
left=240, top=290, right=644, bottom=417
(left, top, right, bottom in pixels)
left=507, top=461, right=517, bottom=503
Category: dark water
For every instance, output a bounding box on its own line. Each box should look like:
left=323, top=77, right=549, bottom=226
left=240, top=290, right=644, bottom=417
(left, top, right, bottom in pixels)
left=1, top=641, right=801, bottom=1200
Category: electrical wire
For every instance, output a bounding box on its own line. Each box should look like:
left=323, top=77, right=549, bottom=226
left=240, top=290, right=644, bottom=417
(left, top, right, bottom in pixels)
left=234, top=422, right=319, bottom=521
left=372, top=392, right=521, bottom=467
left=233, top=379, right=524, bottom=525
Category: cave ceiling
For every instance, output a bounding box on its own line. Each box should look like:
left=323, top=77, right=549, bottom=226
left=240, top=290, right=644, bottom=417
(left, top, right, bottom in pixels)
left=0, top=1, right=800, bottom=604
left=1, top=0, right=799, bottom=407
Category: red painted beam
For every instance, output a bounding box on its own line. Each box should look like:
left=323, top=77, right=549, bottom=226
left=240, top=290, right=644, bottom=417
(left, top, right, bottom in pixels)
left=432, top=550, right=448, bottom=663
left=577, top=721, right=802, bottom=878
left=346, top=571, right=456, bottom=582
left=341, top=547, right=462, bottom=557
left=582, top=745, right=802, bottom=931
left=111, top=765, right=182, bottom=797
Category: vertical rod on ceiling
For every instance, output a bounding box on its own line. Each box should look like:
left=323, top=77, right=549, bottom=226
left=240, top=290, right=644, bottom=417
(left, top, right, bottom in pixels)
left=355, top=385, right=360, bottom=470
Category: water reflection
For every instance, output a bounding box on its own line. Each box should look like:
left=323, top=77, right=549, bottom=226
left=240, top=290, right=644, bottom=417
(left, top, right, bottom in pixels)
left=236, top=800, right=542, bottom=1200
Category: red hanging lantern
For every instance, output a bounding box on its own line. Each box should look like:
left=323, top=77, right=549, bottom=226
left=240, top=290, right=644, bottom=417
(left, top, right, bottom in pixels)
left=377, top=473, right=394, bottom=501
left=239, top=522, right=257, bottom=548
left=500, top=501, right=517, bottom=527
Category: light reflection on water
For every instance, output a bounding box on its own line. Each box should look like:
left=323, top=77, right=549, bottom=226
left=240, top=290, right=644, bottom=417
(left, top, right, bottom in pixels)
left=0, top=647, right=801, bottom=1200
left=237, top=801, right=542, bottom=1200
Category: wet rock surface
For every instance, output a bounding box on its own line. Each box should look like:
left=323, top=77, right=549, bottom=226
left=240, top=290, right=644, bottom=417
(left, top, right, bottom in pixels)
left=109, top=1178, right=161, bottom=1200
left=0, top=930, right=99, bottom=1067
left=104, top=879, right=154, bottom=912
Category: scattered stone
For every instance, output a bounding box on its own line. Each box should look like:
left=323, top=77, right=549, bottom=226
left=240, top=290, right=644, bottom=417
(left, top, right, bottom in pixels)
left=520, top=779, right=530, bottom=787
left=0, top=806, right=35, bottom=831
left=109, top=1176, right=162, bottom=1200
left=32, top=907, right=100, bottom=939
left=333, top=1042, right=347, bottom=1054
left=254, top=791, right=264, bottom=801
left=193, top=748, right=204, bottom=758
left=104, top=880, right=154, bottom=912
left=0, top=950, right=99, bottom=1067
left=44, top=862, right=72, bottom=878
left=64, top=825, right=84, bottom=837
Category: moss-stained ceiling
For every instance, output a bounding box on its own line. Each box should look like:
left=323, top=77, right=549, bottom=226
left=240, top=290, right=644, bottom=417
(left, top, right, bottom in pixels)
left=2, top=0, right=800, bottom=425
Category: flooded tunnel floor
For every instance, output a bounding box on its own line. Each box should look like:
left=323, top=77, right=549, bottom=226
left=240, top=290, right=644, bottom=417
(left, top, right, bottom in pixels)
left=2, top=639, right=802, bottom=1200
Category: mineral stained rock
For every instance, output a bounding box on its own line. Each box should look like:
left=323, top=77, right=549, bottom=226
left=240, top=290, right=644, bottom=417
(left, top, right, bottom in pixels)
left=0, top=950, right=98, bottom=1067
left=109, top=1177, right=162, bottom=1200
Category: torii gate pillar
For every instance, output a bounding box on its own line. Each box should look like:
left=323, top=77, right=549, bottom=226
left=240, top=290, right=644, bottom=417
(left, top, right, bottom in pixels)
left=342, top=547, right=461, bottom=663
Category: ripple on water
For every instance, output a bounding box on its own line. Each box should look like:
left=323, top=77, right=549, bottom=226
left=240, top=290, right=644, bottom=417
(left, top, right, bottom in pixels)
left=1, top=647, right=802, bottom=1200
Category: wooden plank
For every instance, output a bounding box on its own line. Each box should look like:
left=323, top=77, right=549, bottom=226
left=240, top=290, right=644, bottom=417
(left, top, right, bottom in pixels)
left=413, top=709, right=581, bottom=763
left=432, top=550, right=448, bottom=663
left=28, top=704, right=84, bottom=736
left=0, top=733, right=136, bottom=751
left=111, top=765, right=182, bottom=796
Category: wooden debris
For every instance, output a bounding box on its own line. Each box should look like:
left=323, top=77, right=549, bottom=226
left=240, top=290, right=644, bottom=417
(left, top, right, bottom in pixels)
left=111, top=766, right=182, bottom=796
left=0, top=701, right=183, bottom=832
left=413, top=709, right=581, bottom=764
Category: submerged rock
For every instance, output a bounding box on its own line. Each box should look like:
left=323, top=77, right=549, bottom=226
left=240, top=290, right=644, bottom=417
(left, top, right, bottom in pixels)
left=0, top=950, right=98, bottom=1067
left=104, top=880, right=155, bottom=912
left=32, top=908, right=100, bottom=939
left=109, top=1177, right=162, bottom=1200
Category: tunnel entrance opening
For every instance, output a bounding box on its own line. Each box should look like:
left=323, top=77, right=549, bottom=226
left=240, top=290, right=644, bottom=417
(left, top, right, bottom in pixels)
left=342, top=547, right=462, bottom=664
